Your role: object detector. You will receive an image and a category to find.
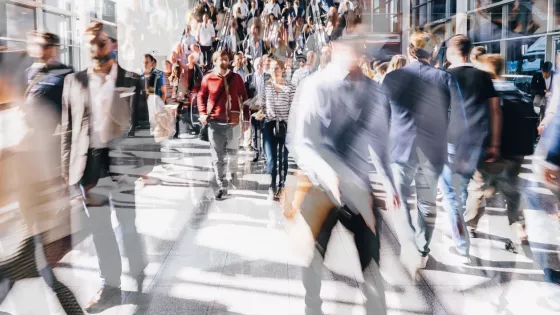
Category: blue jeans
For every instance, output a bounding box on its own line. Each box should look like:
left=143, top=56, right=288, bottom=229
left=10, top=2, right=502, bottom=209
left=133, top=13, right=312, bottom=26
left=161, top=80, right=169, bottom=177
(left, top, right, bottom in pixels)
left=391, top=147, right=442, bottom=257
left=439, top=163, right=471, bottom=256
left=263, top=121, right=289, bottom=188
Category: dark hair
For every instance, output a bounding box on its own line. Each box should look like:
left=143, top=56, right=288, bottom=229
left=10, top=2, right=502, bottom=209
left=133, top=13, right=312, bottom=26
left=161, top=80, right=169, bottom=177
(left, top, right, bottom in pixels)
left=85, top=21, right=105, bottom=35
left=408, top=31, right=435, bottom=60
left=144, top=54, right=156, bottom=63
left=542, top=61, right=553, bottom=72
left=447, top=34, right=471, bottom=57
left=212, top=50, right=229, bottom=63
left=470, top=46, right=487, bottom=61
left=27, top=31, right=60, bottom=46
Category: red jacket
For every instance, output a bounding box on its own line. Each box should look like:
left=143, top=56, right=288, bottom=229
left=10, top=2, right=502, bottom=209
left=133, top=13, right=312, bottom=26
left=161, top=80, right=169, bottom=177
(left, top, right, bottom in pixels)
left=198, top=71, right=248, bottom=124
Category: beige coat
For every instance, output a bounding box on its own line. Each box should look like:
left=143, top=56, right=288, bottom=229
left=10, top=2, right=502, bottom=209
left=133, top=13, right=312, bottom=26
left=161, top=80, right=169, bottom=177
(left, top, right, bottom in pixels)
left=61, top=66, right=146, bottom=186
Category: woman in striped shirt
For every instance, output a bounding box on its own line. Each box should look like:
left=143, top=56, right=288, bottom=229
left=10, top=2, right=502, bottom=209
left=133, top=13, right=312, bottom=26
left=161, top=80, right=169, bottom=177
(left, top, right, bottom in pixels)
left=257, top=59, right=296, bottom=200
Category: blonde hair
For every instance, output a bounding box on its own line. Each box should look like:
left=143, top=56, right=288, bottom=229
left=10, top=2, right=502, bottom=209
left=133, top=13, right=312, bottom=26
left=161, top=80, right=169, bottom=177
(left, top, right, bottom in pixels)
left=388, top=55, right=408, bottom=72
left=408, top=31, right=435, bottom=60
left=478, top=53, right=504, bottom=79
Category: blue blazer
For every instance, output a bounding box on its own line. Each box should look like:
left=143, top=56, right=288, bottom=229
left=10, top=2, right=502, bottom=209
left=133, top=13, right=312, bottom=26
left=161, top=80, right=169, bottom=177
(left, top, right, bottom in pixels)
left=382, top=60, right=470, bottom=173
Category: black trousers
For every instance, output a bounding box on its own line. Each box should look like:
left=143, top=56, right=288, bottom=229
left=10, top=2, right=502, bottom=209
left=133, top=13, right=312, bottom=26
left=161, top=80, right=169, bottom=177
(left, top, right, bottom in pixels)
left=80, top=148, right=111, bottom=188
left=302, top=206, right=383, bottom=312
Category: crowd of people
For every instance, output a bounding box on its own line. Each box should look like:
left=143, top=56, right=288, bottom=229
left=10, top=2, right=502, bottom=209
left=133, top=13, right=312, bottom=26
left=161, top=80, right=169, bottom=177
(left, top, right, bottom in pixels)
left=1, top=1, right=560, bottom=315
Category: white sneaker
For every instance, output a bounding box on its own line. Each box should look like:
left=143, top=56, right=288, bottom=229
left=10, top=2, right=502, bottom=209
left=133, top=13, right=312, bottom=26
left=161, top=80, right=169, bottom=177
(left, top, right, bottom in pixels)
left=419, top=255, right=429, bottom=269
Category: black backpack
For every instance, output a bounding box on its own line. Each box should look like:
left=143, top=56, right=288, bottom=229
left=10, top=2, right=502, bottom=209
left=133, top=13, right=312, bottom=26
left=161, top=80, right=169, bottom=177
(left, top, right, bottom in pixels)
left=499, top=89, right=539, bottom=157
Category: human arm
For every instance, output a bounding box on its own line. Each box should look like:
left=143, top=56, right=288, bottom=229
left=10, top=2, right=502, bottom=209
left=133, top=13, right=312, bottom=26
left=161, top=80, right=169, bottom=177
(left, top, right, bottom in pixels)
left=61, top=75, right=73, bottom=183
left=197, top=76, right=209, bottom=124
left=486, top=96, right=502, bottom=162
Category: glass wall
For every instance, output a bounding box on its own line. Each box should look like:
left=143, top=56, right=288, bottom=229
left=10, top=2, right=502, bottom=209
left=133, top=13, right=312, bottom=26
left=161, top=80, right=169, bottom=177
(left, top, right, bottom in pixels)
left=369, top=0, right=402, bottom=33
left=0, top=0, right=117, bottom=70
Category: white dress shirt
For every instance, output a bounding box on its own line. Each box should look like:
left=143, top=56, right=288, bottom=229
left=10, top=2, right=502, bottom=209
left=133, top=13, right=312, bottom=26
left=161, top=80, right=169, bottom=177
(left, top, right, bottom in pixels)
left=197, top=23, right=216, bottom=46
left=88, top=63, right=118, bottom=148
left=233, top=1, right=249, bottom=18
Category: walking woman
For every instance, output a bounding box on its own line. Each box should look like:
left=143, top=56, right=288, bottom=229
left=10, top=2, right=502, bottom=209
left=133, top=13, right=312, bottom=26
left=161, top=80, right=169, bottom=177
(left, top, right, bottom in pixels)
left=257, top=59, right=296, bottom=200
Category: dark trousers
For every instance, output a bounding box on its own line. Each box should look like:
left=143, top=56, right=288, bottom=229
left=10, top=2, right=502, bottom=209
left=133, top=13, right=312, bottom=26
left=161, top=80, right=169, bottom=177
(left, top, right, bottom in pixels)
left=201, top=45, right=213, bottom=68
left=0, top=236, right=83, bottom=314
left=81, top=149, right=146, bottom=289
left=263, top=120, right=289, bottom=188
left=302, top=206, right=384, bottom=314
left=250, top=115, right=262, bottom=152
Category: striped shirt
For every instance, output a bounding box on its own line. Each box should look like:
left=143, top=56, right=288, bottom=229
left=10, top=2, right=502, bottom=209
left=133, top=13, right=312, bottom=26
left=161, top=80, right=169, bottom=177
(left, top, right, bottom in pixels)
left=260, top=82, right=296, bottom=122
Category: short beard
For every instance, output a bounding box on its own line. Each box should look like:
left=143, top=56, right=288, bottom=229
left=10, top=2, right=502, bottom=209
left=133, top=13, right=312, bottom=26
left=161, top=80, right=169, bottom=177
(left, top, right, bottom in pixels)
left=92, top=54, right=113, bottom=66
left=219, top=63, right=229, bottom=71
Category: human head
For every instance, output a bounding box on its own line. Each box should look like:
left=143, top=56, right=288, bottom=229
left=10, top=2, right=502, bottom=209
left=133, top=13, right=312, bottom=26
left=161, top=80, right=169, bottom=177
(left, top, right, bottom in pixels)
left=306, top=51, right=317, bottom=67
left=375, top=62, right=389, bottom=77
left=233, top=54, right=242, bottom=68
left=270, top=58, right=285, bottom=79
left=26, top=31, right=60, bottom=62
left=144, top=54, right=156, bottom=72
left=478, top=53, right=504, bottom=80
left=212, top=50, right=230, bottom=71
left=254, top=57, right=263, bottom=73
left=85, top=22, right=114, bottom=67
left=262, top=54, right=271, bottom=71
left=187, top=53, right=196, bottom=65
left=446, top=34, right=471, bottom=65
left=203, top=14, right=209, bottom=23
left=470, top=46, right=486, bottom=66
left=408, top=31, right=436, bottom=62
left=388, top=54, right=408, bottom=72
left=320, top=46, right=332, bottom=66
left=542, top=61, right=553, bottom=77
left=269, top=13, right=275, bottom=22
left=251, top=24, right=260, bottom=39
left=184, top=24, right=192, bottom=35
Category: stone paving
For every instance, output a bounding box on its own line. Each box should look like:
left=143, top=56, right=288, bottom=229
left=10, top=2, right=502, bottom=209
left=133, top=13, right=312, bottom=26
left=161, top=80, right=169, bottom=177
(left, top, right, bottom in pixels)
left=1, top=131, right=559, bottom=315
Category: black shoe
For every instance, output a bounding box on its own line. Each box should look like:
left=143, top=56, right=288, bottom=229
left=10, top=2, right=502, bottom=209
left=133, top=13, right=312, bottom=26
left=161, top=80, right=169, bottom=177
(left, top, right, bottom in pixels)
left=85, top=286, right=122, bottom=313
left=275, top=186, right=284, bottom=200
left=252, top=152, right=259, bottom=162
left=215, top=189, right=227, bottom=200
left=137, top=273, right=145, bottom=292
left=544, top=268, right=560, bottom=285
left=505, top=239, right=518, bottom=254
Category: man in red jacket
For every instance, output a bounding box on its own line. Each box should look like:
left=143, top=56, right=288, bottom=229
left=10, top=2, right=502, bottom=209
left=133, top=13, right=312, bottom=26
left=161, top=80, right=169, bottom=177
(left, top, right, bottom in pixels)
left=198, top=50, right=248, bottom=199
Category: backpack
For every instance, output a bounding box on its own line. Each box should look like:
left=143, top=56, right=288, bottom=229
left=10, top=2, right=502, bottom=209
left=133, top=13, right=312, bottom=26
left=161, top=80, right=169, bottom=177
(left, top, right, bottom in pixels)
left=499, top=88, right=539, bottom=157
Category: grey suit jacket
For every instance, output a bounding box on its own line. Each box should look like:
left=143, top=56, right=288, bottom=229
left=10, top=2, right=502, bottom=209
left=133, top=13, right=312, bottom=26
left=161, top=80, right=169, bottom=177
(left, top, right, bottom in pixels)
left=61, top=65, right=146, bottom=185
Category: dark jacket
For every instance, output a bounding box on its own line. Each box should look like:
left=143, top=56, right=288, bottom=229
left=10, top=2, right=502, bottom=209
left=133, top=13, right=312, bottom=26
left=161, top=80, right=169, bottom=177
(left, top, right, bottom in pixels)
left=531, top=71, right=554, bottom=97
left=25, top=62, right=74, bottom=117
left=382, top=60, right=470, bottom=173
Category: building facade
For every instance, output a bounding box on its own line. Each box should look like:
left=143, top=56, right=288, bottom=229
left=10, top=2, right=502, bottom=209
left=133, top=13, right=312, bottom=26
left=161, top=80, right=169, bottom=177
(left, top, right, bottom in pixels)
left=1, top=0, right=117, bottom=70
left=403, top=0, right=560, bottom=90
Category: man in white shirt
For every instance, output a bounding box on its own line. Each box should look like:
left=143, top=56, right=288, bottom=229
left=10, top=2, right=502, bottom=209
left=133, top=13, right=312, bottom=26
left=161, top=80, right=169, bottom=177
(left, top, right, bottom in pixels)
left=61, top=22, right=147, bottom=313
left=263, top=0, right=281, bottom=19
left=233, top=0, right=250, bottom=19
left=180, top=24, right=197, bottom=56
left=197, top=13, right=216, bottom=69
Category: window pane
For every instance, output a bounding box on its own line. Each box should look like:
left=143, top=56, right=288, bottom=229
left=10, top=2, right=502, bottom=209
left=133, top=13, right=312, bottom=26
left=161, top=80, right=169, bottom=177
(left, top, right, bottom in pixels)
left=467, top=7, right=503, bottom=43
left=469, top=0, right=503, bottom=11
left=43, top=12, right=72, bottom=46
left=6, top=4, right=36, bottom=40
left=505, top=36, right=545, bottom=76
left=431, top=0, right=447, bottom=21
left=553, top=0, right=560, bottom=31
left=507, top=1, right=548, bottom=38
left=43, top=0, right=73, bottom=11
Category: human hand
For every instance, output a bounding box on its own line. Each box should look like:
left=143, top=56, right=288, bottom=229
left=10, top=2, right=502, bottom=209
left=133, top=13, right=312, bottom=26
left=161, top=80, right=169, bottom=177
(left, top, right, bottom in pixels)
left=485, top=146, right=500, bottom=163
left=538, top=125, right=545, bottom=135
left=386, top=192, right=400, bottom=211
left=199, top=115, right=208, bottom=125
left=543, top=167, right=560, bottom=185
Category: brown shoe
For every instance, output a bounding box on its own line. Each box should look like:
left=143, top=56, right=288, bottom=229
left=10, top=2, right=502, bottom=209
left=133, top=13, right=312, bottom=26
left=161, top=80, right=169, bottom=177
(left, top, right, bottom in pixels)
left=85, top=194, right=109, bottom=207
left=85, top=287, right=122, bottom=313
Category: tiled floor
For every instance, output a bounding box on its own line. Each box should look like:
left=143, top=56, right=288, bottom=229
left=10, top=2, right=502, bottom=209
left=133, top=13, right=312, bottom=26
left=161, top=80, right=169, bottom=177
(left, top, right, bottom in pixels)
left=1, top=131, right=559, bottom=315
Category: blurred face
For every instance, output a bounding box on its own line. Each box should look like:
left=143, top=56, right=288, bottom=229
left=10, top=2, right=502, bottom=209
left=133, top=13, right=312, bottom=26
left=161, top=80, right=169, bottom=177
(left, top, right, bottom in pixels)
left=144, top=57, right=153, bottom=72
left=86, top=31, right=113, bottom=65
left=254, top=58, right=263, bottom=72
left=216, top=54, right=229, bottom=70
left=185, top=25, right=191, bottom=34
left=188, top=54, right=196, bottom=65
left=263, top=56, right=271, bottom=71
left=27, top=36, right=54, bottom=60
left=251, top=26, right=259, bottom=38
left=203, top=14, right=208, bottom=23
left=271, top=60, right=284, bottom=77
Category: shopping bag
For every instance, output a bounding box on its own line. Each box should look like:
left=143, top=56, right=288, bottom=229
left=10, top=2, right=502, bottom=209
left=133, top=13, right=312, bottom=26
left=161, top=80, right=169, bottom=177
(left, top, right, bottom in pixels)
left=148, top=94, right=176, bottom=142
